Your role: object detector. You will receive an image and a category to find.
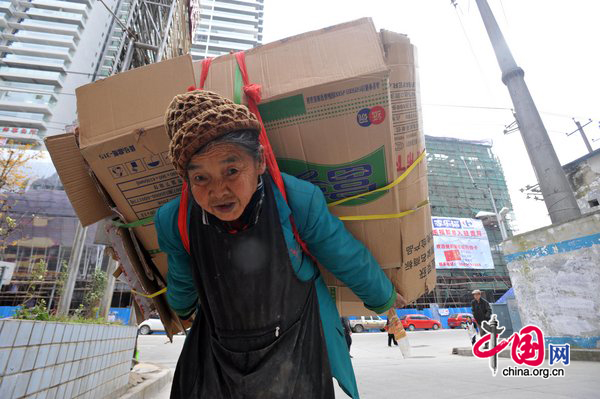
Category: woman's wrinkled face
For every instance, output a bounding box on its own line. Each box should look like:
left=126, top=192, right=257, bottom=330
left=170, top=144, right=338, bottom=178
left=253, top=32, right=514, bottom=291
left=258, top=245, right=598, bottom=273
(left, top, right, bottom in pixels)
left=187, top=143, right=265, bottom=222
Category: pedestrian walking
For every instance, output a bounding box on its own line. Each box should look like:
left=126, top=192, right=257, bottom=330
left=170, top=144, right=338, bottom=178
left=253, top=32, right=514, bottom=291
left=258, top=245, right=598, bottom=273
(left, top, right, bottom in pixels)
left=155, top=89, right=408, bottom=399
left=471, top=289, right=492, bottom=345
left=385, top=318, right=398, bottom=347
left=465, top=316, right=478, bottom=346
left=340, top=316, right=353, bottom=357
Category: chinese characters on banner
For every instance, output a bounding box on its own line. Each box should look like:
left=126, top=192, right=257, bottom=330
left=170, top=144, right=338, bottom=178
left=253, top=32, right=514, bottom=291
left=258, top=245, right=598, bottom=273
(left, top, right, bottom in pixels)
left=432, top=217, right=494, bottom=269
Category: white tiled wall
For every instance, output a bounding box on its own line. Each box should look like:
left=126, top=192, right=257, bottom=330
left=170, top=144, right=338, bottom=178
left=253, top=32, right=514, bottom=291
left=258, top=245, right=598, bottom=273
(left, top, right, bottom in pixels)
left=0, top=320, right=137, bottom=399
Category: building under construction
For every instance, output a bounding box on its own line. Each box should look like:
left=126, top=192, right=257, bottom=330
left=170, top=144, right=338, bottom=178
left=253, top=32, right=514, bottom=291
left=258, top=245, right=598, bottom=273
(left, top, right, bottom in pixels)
left=414, top=135, right=514, bottom=309
left=95, top=0, right=199, bottom=78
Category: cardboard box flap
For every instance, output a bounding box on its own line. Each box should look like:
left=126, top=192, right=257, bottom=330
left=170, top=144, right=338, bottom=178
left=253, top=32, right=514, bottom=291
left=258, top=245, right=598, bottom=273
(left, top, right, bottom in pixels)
left=76, top=55, right=195, bottom=149
left=44, top=133, right=113, bottom=226
left=200, top=18, right=389, bottom=102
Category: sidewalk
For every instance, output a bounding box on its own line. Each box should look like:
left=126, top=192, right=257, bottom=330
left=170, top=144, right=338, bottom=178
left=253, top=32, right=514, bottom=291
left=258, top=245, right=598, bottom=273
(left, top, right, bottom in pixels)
left=145, top=330, right=600, bottom=398
left=119, top=363, right=172, bottom=399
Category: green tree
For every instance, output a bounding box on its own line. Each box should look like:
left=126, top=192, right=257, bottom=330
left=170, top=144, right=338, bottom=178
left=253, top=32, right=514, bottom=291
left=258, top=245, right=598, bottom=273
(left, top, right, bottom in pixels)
left=83, top=270, right=108, bottom=318
left=14, top=259, right=50, bottom=320
left=0, top=145, right=41, bottom=251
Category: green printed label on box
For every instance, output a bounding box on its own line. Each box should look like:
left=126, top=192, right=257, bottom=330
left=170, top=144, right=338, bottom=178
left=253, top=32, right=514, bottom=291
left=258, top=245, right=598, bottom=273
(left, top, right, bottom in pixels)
left=278, top=146, right=389, bottom=206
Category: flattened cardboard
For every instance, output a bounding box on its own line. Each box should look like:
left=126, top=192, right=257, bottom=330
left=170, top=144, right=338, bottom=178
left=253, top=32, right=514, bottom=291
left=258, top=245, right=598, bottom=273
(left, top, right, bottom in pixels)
left=195, top=18, right=388, bottom=103
left=80, top=125, right=182, bottom=279
left=44, top=133, right=113, bottom=226
left=381, top=29, right=436, bottom=303
left=76, top=55, right=195, bottom=149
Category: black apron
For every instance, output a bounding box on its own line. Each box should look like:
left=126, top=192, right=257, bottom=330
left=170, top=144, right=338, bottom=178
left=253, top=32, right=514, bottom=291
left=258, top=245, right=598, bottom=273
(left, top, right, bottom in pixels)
left=171, top=177, right=334, bottom=399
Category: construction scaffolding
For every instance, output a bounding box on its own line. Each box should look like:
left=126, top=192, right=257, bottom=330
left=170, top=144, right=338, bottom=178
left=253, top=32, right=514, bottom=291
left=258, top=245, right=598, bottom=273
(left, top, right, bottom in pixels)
left=425, top=135, right=514, bottom=308
left=95, top=0, right=199, bottom=79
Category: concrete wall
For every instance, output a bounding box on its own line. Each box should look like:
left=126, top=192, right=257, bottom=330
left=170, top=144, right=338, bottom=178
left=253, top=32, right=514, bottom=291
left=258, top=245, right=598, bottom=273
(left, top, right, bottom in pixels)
left=0, top=320, right=137, bottom=399
left=565, top=151, right=600, bottom=214
left=503, top=211, right=600, bottom=348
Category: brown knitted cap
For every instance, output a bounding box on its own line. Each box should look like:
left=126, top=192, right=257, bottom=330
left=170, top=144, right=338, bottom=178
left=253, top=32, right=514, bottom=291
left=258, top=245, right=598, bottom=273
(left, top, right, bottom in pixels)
left=165, top=90, right=261, bottom=177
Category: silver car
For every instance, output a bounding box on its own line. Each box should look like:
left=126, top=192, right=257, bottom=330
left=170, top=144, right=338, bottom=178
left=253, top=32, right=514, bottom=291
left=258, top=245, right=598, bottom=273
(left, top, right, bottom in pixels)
left=349, top=315, right=386, bottom=333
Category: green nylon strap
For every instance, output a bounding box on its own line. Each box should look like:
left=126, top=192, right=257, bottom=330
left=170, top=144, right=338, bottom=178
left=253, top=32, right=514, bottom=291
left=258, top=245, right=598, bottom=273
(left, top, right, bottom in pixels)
left=112, top=216, right=154, bottom=228
left=233, top=63, right=242, bottom=105
left=148, top=249, right=161, bottom=255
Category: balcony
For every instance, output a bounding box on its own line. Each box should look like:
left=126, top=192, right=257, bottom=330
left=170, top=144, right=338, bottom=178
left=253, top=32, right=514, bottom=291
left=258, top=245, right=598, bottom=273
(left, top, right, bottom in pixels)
left=195, top=38, right=254, bottom=52
left=0, top=114, right=46, bottom=130
left=1, top=31, right=77, bottom=50
left=0, top=1, right=12, bottom=13
left=0, top=66, right=63, bottom=87
left=206, top=9, right=258, bottom=24
left=210, top=1, right=259, bottom=14
left=18, top=0, right=88, bottom=16
left=16, top=8, right=86, bottom=28
left=0, top=98, right=52, bottom=115
left=8, top=20, right=80, bottom=40
left=195, top=28, right=257, bottom=44
left=0, top=43, right=72, bottom=61
left=2, top=55, right=66, bottom=73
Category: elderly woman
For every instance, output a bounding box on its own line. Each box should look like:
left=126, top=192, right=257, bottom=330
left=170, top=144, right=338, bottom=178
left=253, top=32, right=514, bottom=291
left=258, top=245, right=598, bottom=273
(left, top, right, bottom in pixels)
left=155, top=90, right=405, bottom=399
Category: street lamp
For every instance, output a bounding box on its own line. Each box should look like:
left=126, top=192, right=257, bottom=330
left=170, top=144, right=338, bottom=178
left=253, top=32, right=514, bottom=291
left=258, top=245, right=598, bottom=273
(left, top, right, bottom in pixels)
left=462, top=157, right=509, bottom=241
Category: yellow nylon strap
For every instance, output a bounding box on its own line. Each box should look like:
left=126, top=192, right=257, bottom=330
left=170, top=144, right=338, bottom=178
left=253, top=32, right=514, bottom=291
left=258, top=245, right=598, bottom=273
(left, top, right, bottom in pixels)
left=327, top=150, right=426, bottom=208
left=338, top=200, right=429, bottom=221
left=130, top=287, right=167, bottom=299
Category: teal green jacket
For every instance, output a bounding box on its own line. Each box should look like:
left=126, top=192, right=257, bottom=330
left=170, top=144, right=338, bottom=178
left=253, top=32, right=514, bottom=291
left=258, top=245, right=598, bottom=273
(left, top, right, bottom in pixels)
left=154, top=173, right=397, bottom=399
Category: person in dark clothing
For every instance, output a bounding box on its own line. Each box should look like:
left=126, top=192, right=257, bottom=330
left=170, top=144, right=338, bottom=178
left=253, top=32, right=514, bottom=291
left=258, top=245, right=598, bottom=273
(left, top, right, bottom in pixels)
left=471, top=289, right=492, bottom=340
left=340, top=317, right=353, bottom=357
left=156, top=90, right=408, bottom=399
left=386, top=319, right=398, bottom=347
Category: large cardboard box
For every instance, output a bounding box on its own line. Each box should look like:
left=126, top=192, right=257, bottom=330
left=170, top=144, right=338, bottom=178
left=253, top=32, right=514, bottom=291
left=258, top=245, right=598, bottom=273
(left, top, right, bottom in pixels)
left=195, top=19, right=435, bottom=311
left=46, top=19, right=434, bottom=321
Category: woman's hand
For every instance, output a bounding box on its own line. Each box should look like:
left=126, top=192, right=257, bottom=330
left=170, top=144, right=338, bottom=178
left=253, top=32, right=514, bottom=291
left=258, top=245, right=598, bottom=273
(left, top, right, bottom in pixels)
left=394, top=291, right=408, bottom=309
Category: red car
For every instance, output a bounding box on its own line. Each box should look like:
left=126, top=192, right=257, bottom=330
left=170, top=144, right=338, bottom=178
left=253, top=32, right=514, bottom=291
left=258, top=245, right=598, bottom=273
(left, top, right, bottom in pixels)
left=447, top=313, right=475, bottom=329
left=400, top=314, right=442, bottom=331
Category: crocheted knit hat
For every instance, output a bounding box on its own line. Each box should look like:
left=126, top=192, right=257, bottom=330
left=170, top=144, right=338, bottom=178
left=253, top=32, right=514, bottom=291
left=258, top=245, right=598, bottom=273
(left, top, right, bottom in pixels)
left=165, top=90, right=261, bottom=177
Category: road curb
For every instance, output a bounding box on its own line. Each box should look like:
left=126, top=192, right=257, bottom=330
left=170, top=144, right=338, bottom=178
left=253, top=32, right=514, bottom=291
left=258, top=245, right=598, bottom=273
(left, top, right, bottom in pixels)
left=118, top=365, right=173, bottom=399
left=452, top=347, right=600, bottom=362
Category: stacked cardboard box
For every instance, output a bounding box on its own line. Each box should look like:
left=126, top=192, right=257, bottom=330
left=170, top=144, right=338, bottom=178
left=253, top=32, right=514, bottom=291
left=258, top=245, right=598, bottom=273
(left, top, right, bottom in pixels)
left=46, top=18, right=434, bottom=325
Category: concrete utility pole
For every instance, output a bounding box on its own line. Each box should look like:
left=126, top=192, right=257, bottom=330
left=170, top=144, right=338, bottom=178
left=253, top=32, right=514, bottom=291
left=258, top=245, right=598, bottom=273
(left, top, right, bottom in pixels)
left=475, top=0, right=581, bottom=224
left=567, top=119, right=594, bottom=154
left=57, top=222, right=88, bottom=316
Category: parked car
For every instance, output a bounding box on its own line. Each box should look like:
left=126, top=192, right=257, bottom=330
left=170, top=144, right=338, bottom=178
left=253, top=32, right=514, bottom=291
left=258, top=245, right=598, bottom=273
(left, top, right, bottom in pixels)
left=400, top=314, right=442, bottom=331
left=138, top=315, right=165, bottom=335
left=349, top=315, right=386, bottom=333
left=447, top=313, right=475, bottom=329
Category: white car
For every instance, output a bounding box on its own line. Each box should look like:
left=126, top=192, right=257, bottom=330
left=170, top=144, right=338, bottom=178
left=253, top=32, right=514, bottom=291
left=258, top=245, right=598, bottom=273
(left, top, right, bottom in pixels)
left=138, top=315, right=165, bottom=335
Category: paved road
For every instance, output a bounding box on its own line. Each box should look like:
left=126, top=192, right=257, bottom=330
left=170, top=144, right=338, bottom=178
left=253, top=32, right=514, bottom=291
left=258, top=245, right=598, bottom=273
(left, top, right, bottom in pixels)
left=138, top=329, right=600, bottom=398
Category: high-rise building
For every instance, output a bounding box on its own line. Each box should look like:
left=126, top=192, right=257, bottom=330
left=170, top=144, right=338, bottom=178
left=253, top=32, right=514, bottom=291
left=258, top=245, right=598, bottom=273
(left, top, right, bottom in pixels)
left=0, top=0, right=120, bottom=146
left=0, top=0, right=194, bottom=147
left=420, top=135, right=514, bottom=308
left=192, top=0, right=264, bottom=60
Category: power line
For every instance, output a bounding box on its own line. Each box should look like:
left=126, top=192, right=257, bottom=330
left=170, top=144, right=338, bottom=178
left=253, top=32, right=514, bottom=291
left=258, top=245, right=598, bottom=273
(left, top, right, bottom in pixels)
left=451, top=0, right=495, bottom=101
left=423, top=102, right=597, bottom=120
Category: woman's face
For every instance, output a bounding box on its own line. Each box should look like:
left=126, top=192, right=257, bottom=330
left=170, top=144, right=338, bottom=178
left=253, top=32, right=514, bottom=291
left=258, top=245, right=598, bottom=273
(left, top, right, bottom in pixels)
left=187, top=143, right=265, bottom=222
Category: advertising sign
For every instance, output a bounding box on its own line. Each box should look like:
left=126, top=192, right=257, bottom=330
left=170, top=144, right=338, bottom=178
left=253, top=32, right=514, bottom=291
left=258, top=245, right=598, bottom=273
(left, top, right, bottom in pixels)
left=432, top=217, right=494, bottom=269
left=0, top=261, right=16, bottom=286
